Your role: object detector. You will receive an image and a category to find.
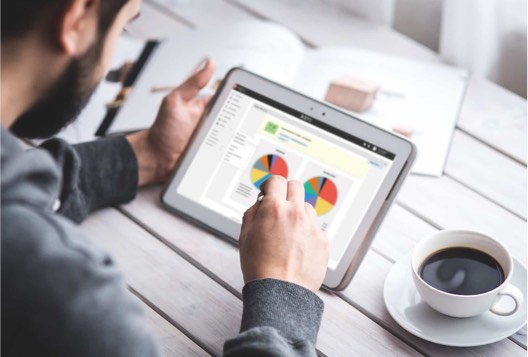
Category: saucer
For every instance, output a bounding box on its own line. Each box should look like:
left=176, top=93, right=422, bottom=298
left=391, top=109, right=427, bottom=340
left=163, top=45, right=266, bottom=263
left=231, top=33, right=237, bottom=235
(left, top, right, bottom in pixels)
left=383, top=254, right=527, bottom=347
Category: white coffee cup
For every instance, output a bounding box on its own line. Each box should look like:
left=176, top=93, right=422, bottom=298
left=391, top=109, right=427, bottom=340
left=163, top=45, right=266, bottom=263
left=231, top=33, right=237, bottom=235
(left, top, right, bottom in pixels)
left=411, top=229, right=524, bottom=318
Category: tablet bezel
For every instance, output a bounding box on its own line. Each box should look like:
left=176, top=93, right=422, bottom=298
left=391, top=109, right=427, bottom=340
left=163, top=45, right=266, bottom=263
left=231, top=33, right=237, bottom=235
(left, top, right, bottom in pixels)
left=162, top=68, right=416, bottom=290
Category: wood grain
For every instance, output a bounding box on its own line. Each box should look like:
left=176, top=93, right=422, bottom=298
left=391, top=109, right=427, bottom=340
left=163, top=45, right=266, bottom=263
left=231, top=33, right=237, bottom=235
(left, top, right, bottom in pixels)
left=396, top=175, right=527, bottom=263
left=446, top=130, right=526, bottom=219
left=81, top=208, right=242, bottom=356
left=371, top=204, right=438, bottom=262
left=457, top=77, right=527, bottom=165
left=119, top=187, right=423, bottom=356
left=136, top=295, right=208, bottom=356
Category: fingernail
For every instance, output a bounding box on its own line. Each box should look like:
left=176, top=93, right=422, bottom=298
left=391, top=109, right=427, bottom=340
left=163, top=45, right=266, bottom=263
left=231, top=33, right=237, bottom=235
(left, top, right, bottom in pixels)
left=194, top=58, right=209, bottom=73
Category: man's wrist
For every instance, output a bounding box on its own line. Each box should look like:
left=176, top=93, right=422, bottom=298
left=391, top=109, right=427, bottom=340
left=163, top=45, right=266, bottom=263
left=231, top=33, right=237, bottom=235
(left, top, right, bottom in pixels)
left=126, top=130, right=163, bottom=186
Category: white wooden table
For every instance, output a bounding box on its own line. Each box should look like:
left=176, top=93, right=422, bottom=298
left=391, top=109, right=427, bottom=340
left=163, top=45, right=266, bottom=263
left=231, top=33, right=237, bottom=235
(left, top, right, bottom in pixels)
left=80, top=1, right=527, bottom=355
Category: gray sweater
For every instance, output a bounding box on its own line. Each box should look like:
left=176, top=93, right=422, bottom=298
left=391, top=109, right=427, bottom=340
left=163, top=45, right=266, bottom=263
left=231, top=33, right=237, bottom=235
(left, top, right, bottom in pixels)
left=1, top=127, right=323, bottom=356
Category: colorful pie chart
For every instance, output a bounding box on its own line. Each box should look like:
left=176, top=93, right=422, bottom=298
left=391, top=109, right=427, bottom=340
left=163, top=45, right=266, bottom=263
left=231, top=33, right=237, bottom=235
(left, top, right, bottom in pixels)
left=250, top=154, right=289, bottom=189
left=304, top=177, right=338, bottom=216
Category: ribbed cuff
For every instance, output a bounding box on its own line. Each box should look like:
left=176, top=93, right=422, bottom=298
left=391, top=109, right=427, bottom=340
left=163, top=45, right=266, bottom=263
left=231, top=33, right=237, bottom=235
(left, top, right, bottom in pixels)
left=74, top=135, right=138, bottom=212
left=240, top=279, right=324, bottom=345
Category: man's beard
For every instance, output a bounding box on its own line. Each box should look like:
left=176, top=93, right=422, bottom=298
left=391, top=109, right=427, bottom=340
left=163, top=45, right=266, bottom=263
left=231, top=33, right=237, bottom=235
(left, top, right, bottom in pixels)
left=10, top=39, right=103, bottom=139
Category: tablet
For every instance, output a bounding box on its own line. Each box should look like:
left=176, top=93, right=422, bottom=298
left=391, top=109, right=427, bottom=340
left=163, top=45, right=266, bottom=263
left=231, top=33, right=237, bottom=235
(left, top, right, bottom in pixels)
left=162, top=68, right=416, bottom=290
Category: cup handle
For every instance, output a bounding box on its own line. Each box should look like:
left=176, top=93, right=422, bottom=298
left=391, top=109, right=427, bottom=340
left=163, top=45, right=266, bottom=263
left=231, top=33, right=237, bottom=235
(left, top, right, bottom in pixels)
left=490, top=285, right=524, bottom=316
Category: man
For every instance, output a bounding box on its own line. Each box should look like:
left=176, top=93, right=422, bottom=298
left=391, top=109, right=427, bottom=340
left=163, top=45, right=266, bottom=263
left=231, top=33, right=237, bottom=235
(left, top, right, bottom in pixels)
left=1, top=0, right=330, bottom=356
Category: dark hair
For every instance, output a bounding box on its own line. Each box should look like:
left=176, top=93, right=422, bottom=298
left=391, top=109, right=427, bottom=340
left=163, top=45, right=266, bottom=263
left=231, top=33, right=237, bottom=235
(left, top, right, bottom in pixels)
left=1, top=0, right=129, bottom=42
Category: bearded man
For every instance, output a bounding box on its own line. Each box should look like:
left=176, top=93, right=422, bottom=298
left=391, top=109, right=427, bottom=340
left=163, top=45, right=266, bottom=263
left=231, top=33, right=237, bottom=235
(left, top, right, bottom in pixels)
left=1, top=1, right=329, bottom=356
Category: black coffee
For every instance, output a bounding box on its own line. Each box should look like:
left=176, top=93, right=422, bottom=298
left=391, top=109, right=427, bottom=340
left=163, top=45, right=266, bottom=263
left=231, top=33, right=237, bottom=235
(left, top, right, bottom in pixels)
left=419, top=247, right=504, bottom=295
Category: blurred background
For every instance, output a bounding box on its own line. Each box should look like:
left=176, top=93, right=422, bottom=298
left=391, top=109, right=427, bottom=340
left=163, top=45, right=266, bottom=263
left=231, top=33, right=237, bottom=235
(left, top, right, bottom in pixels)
left=320, top=0, right=527, bottom=98
left=67, top=0, right=527, bottom=150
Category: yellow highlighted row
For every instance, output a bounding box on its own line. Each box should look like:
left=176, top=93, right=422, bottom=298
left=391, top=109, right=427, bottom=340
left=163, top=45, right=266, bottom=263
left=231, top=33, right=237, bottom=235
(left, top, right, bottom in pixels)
left=258, top=115, right=369, bottom=178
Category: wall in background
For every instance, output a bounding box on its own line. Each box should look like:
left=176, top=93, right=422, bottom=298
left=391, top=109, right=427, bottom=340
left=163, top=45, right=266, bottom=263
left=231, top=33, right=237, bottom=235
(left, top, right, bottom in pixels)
left=440, top=0, right=527, bottom=98
left=324, top=0, right=527, bottom=98
left=323, top=0, right=395, bottom=26
left=393, top=0, right=442, bottom=52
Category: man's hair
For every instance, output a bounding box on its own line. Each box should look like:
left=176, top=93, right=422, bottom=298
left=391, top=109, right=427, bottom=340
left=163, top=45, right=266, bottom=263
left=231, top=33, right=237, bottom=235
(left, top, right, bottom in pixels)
left=2, top=0, right=129, bottom=42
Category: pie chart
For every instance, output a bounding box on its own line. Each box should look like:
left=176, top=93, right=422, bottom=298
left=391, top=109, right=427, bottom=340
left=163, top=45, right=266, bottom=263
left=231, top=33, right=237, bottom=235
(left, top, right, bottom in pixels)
left=304, top=177, right=338, bottom=216
left=250, top=154, right=289, bottom=189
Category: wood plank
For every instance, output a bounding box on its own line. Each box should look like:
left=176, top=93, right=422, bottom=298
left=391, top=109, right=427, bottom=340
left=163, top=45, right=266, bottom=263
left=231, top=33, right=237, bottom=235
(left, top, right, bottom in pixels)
left=318, top=291, right=424, bottom=357
left=371, top=204, right=438, bottom=263
left=396, top=175, right=527, bottom=264
left=341, top=250, right=526, bottom=357
left=137, top=296, right=208, bottom=356
left=446, top=130, right=527, bottom=219
left=457, top=77, right=527, bottom=165
left=81, top=208, right=242, bottom=356
left=227, top=0, right=440, bottom=62
left=119, top=186, right=424, bottom=356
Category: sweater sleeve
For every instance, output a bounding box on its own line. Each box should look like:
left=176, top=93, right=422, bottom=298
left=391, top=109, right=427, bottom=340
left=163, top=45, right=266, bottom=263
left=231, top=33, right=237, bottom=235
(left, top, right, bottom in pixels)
left=1, top=203, right=161, bottom=357
left=223, top=279, right=324, bottom=357
left=40, top=136, right=138, bottom=223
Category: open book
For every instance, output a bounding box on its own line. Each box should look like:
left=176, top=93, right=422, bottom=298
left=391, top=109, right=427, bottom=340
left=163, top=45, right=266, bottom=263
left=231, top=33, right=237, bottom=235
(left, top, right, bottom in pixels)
left=105, top=20, right=468, bottom=176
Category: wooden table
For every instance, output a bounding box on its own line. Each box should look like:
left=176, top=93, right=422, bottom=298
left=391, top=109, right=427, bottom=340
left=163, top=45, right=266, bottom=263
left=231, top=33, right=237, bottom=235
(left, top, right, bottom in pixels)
left=80, top=1, right=527, bottom=355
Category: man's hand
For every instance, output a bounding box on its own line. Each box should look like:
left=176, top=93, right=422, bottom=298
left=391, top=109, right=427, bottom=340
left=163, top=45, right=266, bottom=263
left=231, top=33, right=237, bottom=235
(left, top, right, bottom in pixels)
left=127, top=59, right=215, bottom=186
left=239, top=176, right=330, bottom=292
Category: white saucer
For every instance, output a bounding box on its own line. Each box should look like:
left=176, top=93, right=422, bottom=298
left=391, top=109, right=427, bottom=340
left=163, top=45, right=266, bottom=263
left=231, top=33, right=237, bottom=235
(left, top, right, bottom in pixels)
left=383, top=254, right=527, bottom=347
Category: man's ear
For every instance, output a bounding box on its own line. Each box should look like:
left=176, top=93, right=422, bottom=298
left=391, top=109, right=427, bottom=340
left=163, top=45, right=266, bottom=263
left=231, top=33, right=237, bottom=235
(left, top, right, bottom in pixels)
left=59, top=0, right=99, bottom=55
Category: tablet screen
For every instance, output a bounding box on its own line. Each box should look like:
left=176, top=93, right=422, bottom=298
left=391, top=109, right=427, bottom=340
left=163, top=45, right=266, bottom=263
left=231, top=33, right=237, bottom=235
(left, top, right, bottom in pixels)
left=177, top=84, right=395, bottom=268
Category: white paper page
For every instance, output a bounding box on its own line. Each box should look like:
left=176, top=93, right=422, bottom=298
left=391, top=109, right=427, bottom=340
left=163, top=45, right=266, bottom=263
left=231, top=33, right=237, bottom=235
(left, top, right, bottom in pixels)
left=109, top=20, right=305, bottom=134
left=292, top=47, right=469, bottom=176
left=56, top=35, right=145, bottom=143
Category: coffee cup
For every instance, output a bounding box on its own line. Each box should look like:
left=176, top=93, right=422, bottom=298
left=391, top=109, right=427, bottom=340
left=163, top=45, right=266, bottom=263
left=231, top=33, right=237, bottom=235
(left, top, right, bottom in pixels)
left=411, top=229, right=524, bottom=318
